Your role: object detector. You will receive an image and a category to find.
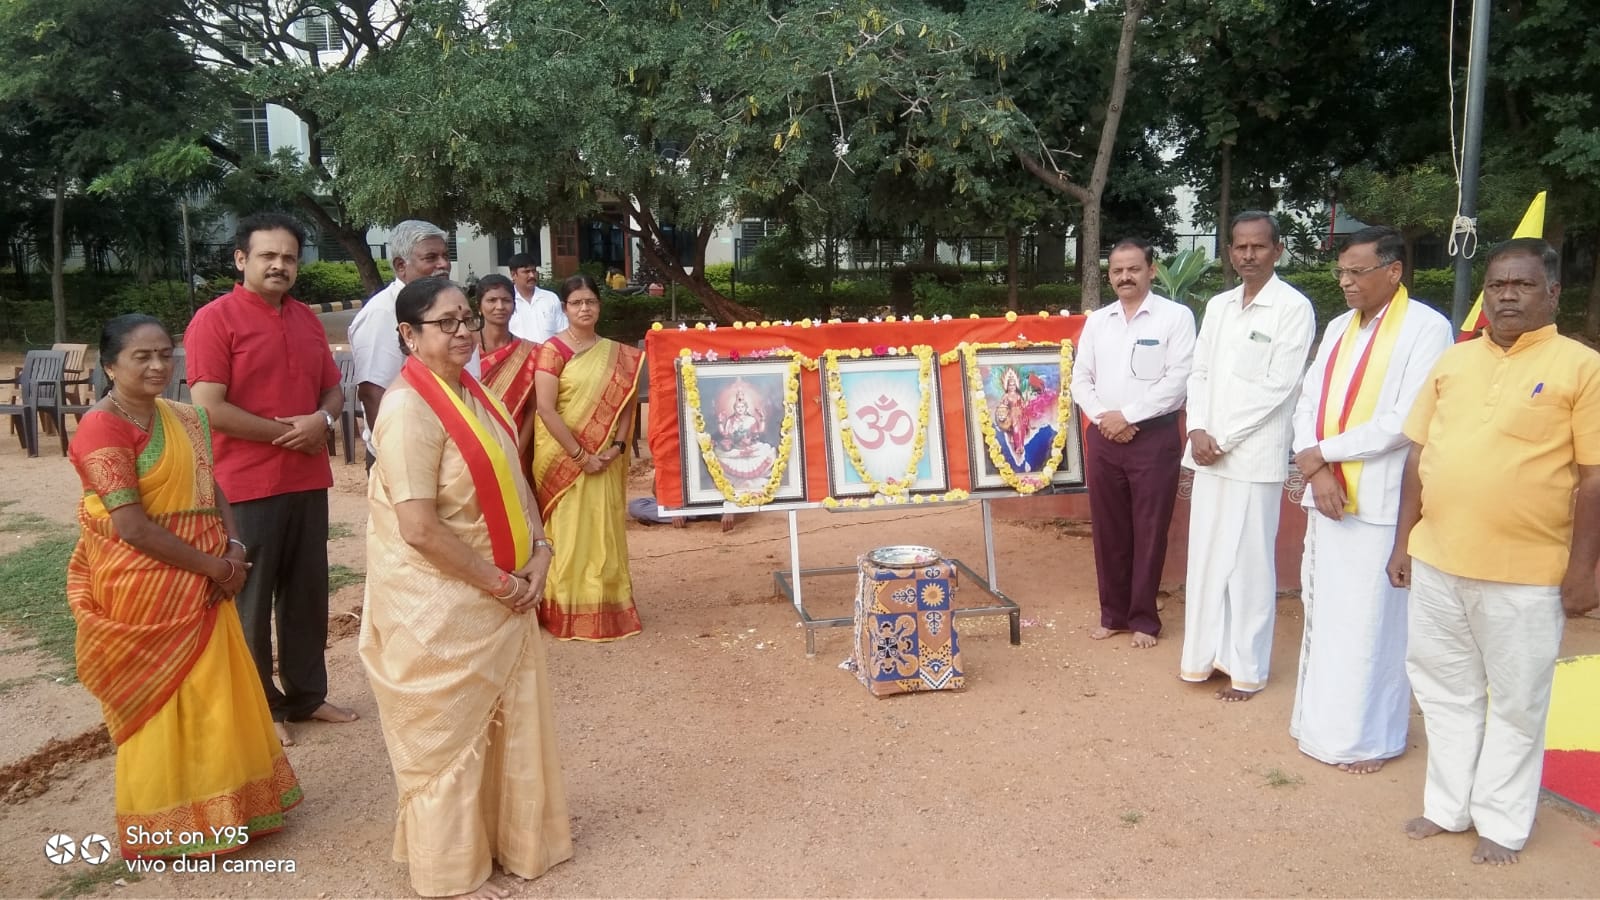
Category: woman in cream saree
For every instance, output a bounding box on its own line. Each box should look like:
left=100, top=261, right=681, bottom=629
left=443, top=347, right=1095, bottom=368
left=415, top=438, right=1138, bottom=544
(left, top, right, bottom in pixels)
left=362, top=277, right=570, bottom=898
left=531, top=275, right=643, bottom=641
left=67, top=314, right=298, bottom=859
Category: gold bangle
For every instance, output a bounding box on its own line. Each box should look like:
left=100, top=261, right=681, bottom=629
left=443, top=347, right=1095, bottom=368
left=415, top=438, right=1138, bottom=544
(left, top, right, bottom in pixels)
left=568, top=445, right=584, bottom=460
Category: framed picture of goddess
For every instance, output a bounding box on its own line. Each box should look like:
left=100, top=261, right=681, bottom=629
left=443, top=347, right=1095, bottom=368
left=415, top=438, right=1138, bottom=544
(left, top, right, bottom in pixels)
left=821, top=354, right=949, bottom=498
left=676, top=358, right=807, bottom=507
left=961, top=347, right=1085, bottom=492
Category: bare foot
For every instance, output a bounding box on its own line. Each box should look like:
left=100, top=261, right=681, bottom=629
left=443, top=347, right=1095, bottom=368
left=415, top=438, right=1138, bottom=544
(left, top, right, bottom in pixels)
left=1215, top=687, right=1255, bottom=702
left=720, top=513, right=737, bottom=533
left=1339, top=758, right=1386, bottom=775
left=1089, top=626, right=1128, bottom=641
left=1471, top=837, right=1518, bottom=865
left=1403, top=816, right=1447, bottom=840
left=452, top=878, right=510, bottom=899
left=672, top=517, right=687, bottom=529
left=306, top=702, right=359, bottom=723
left=274, top=721, right=295, bottom=747
left=1130, top=632, right=1157, bottom=649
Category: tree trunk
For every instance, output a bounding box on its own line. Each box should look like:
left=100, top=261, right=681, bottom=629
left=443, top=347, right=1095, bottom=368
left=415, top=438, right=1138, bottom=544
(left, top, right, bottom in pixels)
left=1037, top=225, right=1066, bottom=281
left=52, top=171, right=67, bottom=343
left=1073, top=229, right=1085, bottom=284
left=921, top=231, right=938, bottom=264
left=1402, top=230, right=1419, bottom=287
left=1217, top=144, right=1234, bottom=289
left=626, top=200, right=759, bottom=324
left=1587, top=230, right=1600, bottom=340
left=1014, top=0, right=1142, bottom=311
left=1005, top=227, right=1021, bottom=311
left=290, top=195, right=381, bottom=293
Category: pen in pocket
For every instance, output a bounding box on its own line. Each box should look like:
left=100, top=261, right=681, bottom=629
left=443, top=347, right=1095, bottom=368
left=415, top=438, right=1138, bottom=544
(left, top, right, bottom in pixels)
left=1531, top=382, right=1544, bottom=398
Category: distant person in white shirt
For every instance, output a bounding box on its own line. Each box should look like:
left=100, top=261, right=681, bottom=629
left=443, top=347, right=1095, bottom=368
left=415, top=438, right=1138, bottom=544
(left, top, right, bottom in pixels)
left=347, top=220, right=453, bottom=468
left=506, top=252, right=567, bottom=343
left=1179, top=210, right=1316, bottom=701
left=1289, top=225, right=1452, bottom=772
left=1070, top=237, right=1196, bottom=649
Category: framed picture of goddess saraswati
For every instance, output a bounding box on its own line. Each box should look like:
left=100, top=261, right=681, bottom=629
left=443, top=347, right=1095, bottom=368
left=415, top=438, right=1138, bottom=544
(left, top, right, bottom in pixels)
left=821, top=354, right=949, bottom=498
left=961, top=347, right=1085, bottom=492
left=676, top=357, right=807, bottom=507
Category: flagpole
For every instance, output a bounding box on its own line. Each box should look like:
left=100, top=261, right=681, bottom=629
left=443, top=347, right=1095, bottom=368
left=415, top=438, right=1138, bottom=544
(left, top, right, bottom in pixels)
left=1451, top=0, right=1492, bottom=329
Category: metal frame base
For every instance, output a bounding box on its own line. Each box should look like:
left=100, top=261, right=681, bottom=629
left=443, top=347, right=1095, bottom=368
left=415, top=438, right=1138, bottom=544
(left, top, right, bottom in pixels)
left=773, top=559, right=1022, bottom=656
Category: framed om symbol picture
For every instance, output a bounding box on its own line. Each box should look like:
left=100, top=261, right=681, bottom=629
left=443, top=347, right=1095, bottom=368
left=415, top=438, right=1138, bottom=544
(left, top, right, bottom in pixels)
left=822, top=355, right=950, bottom=498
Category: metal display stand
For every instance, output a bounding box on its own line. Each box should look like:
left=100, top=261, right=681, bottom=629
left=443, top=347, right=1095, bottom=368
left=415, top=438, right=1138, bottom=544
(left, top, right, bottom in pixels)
left=768, top=498, right=1022, bottom=656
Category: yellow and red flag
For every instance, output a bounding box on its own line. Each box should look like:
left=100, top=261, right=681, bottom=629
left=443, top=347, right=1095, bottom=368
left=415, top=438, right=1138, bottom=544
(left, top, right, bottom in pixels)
left=1458, top=191, right=1546, bottom=341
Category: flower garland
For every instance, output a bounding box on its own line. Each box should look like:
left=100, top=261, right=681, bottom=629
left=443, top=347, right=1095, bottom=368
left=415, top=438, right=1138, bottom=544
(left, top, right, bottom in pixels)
left=823, top=344, right=936, bottom=497
left=963, top=339, right=1075, bottom=494
left=678, top=349, right=801, bottom=507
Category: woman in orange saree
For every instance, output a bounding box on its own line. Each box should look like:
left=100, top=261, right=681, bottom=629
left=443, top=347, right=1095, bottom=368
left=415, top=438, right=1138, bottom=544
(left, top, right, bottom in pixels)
left=475, top=274, right=540, bottom=462
left=66, top=315, right=299, bottom=860
left=531, top=274, right=643, bottom=641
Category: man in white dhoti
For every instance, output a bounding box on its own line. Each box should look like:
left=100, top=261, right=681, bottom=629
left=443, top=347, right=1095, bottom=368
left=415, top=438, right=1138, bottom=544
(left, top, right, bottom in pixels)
left=1180, top=210, right=1316, bottom=701
left=1288, top=226, right=1452, bottom=772
left=1389, top=238, right=1600, bottom=865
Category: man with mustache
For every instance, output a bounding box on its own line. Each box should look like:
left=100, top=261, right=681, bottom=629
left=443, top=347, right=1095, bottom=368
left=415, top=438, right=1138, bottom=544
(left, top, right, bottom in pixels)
left=1388, top=237, right=1600, bottom=865
left=1070, top=237, right=1196, bottom=649
left=1288, top=225, right=1452, bottom=775
left=186, top=212, right=358, bottom=747
left=1179, top=210, right=1316, bottom=701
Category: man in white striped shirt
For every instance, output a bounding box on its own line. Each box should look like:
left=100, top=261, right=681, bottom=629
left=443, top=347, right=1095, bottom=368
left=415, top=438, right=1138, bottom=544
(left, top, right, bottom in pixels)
left=1071, top=238, right=1196, bottom=648
left=1179, top=211, right=1316, bottom=701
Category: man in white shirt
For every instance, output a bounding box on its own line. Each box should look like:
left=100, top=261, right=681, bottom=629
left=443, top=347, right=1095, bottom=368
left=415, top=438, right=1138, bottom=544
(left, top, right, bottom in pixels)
left=506, top=251, right=567, bottom=343
left=1289, top=225, right=1452, bottom=772
left=1071, top=238, right=1196, bottom=649
left=346, top=220, right=454, bottom=468
left=1180, top=210, right=1316, bottom=701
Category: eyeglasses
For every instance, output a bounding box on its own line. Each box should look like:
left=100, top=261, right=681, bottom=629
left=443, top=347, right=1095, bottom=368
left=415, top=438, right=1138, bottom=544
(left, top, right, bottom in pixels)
left=1331, top=262, right=1392, bottom=280
left=418, top=313, right=484, bottom=334
left=566, top=298, right=601, bottom=309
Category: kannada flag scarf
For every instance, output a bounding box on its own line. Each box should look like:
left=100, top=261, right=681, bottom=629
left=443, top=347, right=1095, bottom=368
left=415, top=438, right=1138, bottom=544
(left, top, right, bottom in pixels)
left=400, top=356, right=533, bottom=570
left=1315, top=284, right=1411, bottom=515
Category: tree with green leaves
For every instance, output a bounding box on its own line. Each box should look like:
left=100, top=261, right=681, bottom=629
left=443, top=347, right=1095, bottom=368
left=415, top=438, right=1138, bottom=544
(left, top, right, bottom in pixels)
left=0, top=0, right=206, bottom=340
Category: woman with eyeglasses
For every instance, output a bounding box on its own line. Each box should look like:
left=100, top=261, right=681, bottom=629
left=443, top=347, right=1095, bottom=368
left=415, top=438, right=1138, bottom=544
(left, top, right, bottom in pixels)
left=359, top=276, right=571, bottom=897
left=475, top=273, right=541, bottom=463
left=530, top=274, right=644, bottom=641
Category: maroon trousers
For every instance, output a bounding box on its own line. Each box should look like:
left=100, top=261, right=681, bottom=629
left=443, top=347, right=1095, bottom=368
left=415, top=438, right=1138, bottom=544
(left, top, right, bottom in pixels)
left=1084, top=415, right=1182, bottom=636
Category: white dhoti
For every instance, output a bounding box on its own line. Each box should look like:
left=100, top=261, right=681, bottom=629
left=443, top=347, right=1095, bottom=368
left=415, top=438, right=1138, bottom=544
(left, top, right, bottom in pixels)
left=1290, top=514, right=1410, bottom=764
left=1179, top=471, right=1282, bottom=692
left=1405, top=559, right=1565, bottom=851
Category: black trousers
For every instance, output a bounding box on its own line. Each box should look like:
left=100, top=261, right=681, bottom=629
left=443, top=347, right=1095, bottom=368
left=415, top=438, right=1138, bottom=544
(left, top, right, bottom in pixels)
left=1084, top=415, right=1182, bottom=636
left=232, top=489, right=331, bottom=721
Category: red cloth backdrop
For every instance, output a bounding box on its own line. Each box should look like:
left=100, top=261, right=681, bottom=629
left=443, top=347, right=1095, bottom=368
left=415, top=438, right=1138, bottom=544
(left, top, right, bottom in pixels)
left=646, top=316, right=1086, bottom=508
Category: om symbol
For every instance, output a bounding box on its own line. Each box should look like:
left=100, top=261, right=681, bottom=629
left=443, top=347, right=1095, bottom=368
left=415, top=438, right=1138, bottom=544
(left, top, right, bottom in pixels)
left=853, top=394, right=914, bottom=449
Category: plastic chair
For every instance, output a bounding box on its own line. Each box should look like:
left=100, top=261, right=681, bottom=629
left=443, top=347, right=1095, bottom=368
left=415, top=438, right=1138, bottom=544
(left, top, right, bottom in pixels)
left=162, top=348, right=189, bottom=403
left=18, top=351, right=67, bottom=457
left=632, top=341, right=648, bottom=457
left=333, top=350, right=359, bottom=464
left=0, top=365, right=36, bottom=456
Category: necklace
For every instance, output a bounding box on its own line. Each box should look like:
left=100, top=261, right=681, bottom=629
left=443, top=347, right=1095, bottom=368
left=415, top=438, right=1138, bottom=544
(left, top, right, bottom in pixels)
left=563, top=328, right=596, bottom=351
left=108, top=393, right=152, bottom=432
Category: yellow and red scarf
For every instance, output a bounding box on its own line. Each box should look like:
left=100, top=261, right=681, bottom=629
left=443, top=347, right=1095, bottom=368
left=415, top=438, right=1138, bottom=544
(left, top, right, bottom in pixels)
left=1315, top=286, right=1411, bottom=515
left=400, top=356, right=532, bottom=570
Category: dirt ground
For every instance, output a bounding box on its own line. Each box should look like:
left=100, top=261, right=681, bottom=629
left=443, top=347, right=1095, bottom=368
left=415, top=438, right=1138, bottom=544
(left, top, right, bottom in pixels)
left=1, top=389, right=1598, bottom=898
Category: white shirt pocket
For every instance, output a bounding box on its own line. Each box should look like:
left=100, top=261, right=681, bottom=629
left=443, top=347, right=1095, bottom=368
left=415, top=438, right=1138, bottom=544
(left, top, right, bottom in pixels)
left=1130, top=339, right=1164, bottom=381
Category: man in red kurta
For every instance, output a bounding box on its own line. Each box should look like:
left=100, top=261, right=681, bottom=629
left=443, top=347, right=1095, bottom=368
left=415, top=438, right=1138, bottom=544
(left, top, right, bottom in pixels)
left=186, top=212, right=356, bottom=746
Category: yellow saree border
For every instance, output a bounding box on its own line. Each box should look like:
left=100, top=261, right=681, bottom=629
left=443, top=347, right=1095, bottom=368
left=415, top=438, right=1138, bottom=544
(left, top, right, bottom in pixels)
left=533, top=339, right=642, bottom=521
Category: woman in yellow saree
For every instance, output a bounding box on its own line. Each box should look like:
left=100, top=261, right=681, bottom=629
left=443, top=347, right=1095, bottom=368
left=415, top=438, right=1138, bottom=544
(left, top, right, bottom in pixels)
left=66, top=314, right=299, bottom=860
left=532, top=274, right=643, bottom=641
left=475, top=274, right=540, bottom=463
left=362, top=277, right=571, bottom=898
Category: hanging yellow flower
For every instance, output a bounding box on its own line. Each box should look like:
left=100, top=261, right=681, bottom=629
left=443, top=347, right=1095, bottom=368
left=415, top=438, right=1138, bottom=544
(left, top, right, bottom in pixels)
left=824, top=345, right=935, bottom=498
left=965, top=340, right=1076, bottom=494
left=680, top=356, right=803, bottom=507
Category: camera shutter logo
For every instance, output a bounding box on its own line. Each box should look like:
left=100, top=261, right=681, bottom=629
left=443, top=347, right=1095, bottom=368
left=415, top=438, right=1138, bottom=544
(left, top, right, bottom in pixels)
left=44, top=834, right=77, bottom=865
left=79, top=833, right=113, bottom=865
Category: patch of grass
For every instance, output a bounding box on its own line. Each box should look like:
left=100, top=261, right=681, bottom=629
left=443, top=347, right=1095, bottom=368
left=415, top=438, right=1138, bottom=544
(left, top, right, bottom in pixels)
left=45, top=861, right=142, bottom=899
left=0, top=499, right=63, bottom=537
left=1120, top=810, right=1144, bottom=826
left=327, top=522, right=356, bottom=541
left=0, top=533, right=79, bottom=678
left=1264, top=767, right=1304, bottom=788
left=327, top=564, right=365, bottom=594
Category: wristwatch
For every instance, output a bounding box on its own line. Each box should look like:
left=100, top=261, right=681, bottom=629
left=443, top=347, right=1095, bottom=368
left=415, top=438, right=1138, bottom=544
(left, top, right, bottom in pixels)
left=534, top=538, right=555, bottom=553
left=320, top=410, right=336, bottom=431
left=610, top=440, right=626, bottom=453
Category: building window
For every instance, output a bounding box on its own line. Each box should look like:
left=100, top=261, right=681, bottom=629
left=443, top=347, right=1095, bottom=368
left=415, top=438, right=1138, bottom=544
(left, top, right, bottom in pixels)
left=554, top=225, right=578, bottom=257
left=445, top=230, right=459, bottom=262
left=967, top=237, right=999, bottom=264
left=737, top=218, right=775, bottom=261
left=493, top=231, right=543, bottom=268
left=657, top=224, right=695, bottom=267
left=232, top=105, right=270, bottom=156
left=317, top=230, right=351, bottom=262
left=300, top=12, right=344, bottom=53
